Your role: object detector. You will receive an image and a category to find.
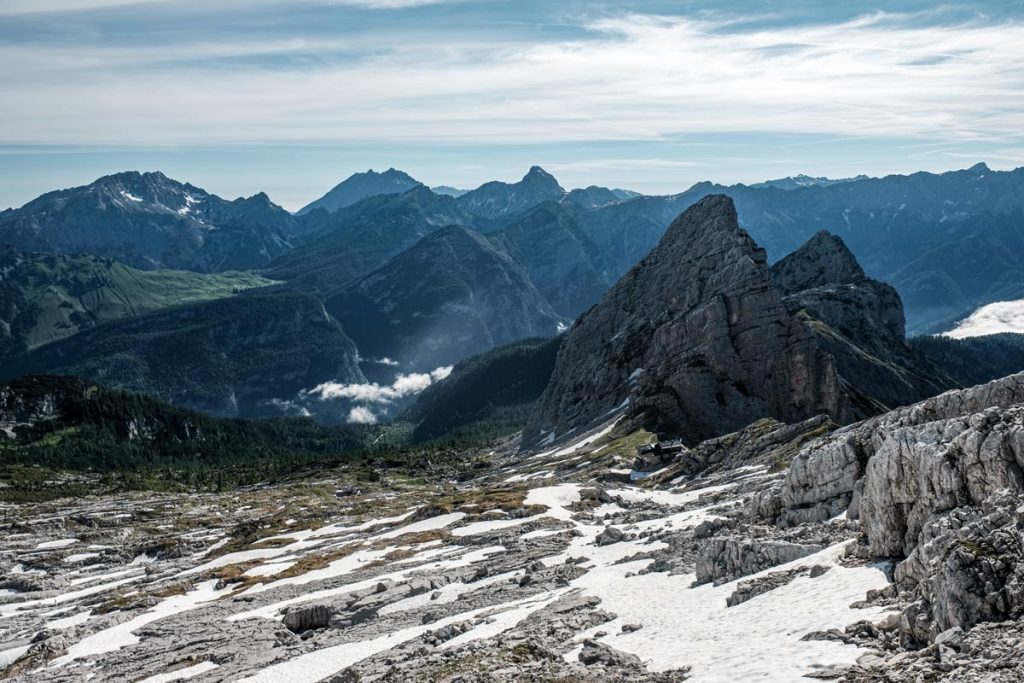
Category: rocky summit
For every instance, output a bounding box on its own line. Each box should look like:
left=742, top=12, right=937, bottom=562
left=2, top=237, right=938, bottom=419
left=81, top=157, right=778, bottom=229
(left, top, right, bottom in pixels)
left=771, top=230, right=958, bottom=413
left=524, top=195, right=852, bottom=448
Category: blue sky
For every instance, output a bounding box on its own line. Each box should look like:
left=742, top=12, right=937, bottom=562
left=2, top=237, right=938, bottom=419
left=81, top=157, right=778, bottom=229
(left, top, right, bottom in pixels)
left=1, top=0, right=1022, bottom=210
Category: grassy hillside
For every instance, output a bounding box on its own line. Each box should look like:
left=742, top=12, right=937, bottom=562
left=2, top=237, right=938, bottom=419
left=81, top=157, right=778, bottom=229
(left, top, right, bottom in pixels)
left=0, top=246, right=275, bottom=356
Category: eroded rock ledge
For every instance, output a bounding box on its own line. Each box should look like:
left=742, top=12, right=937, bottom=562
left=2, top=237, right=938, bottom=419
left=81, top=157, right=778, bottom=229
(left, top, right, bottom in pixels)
left=768, top=373, right=1024, bottom=646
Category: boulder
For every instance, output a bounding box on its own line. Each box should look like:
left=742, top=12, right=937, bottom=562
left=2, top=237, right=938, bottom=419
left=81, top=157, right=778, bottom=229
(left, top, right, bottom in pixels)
left=283, top=605, right=332, bottom=633
left=695, top=537, right=823, bottom=585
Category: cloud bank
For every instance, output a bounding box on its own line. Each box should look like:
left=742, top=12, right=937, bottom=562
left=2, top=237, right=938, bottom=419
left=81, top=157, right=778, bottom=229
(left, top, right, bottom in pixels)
left=943, top=299, right=1024, bottom=339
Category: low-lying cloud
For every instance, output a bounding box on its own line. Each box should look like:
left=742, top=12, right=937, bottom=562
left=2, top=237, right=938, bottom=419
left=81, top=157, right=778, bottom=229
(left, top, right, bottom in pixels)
left=943, top=299, right=1024, bottom=339
left=346, top=406, right=378, bottom=424
left=308, top=366, right=452, bottom=404
left=306, top=366, right=453, bottom=423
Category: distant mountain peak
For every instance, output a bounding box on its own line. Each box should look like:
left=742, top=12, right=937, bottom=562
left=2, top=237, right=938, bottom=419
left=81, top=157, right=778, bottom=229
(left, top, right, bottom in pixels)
left=968, top=162, right=991, bottom=173
left=522, top=165, right=563, bottom=190
left=431, top=185, right=469, bottom=197
left=297, top=168, right=423, bottom=215
left=455, top=166, right=566, bottom=227
left=751, top=174, right=869, bottom=190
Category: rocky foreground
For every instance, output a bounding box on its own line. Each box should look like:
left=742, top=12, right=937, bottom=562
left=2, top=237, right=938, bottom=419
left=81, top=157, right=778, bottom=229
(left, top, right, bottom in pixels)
left=3, top=375, right=1024, bottom=681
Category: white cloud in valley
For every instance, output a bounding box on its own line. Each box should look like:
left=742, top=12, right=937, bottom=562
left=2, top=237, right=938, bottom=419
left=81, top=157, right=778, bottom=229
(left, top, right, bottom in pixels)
left=307, top=366, right=453, bottom=423
left=943, top=299, right=1024, bottom=339
left=346, top=406, right=378, bottom=424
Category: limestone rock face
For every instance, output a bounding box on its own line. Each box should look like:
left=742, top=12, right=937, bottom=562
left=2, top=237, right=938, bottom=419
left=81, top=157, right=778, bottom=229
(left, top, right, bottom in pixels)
left=778, top=373, right=1024, bottom=524
left=523, top=195, right=852, bottom=447
left=773, top=373, right=1024, bottom=643
left=897, top=496, right=1024, bottom=641
left=858, top=407, right=1024, bottom=558
left=770, top=230, right=956, bottom=413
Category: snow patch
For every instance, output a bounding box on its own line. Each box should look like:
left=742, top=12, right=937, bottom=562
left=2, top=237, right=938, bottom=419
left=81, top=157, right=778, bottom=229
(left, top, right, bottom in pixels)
left=35, top=538, right=79, bottom=550
left=136, top=661, right=219, bottom=683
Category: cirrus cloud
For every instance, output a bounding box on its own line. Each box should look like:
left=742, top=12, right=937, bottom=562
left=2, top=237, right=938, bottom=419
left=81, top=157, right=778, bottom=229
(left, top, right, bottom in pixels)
left=1, top=10, right=1022, bottom=150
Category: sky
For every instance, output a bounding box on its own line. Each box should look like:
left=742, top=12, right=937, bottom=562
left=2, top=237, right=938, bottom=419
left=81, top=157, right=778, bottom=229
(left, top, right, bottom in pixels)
left=1, top=0, right=1022, bottom=211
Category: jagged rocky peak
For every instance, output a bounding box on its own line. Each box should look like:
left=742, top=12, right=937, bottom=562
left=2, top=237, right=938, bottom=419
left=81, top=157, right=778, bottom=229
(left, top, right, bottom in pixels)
left=521, top=165, right=563, bottom=191
left=770, top=228, right=906, bottom=341
left=770, top=230, right=866, bottom=295
left=523, top=194, right=851, bottom=447
left=455, top=166, right=567, bottom=226
left=769, top=229, right=954, bottom=410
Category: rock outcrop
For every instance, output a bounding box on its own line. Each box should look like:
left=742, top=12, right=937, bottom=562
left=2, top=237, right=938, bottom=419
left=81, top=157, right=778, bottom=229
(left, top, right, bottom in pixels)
left=523, top=195, right=852, bottom=447
left=772, top=372, right=1024, bottom=644
left=283, top=605, right=333, bottom=633
left=770, top=230, right=957, bottom=413
left=778, top=373, right=1024, bottom=525
left=695, top=537, right=823, bottom=585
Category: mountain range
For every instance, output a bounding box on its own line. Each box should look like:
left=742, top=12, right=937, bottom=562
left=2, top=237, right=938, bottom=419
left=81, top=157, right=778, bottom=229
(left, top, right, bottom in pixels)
left=0, top=171, right=305, bottom=272
left=2, top=163, right=1023, bottom=425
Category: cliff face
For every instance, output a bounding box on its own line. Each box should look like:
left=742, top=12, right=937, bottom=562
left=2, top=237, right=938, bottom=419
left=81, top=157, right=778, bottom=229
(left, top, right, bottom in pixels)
left=770, top=230, right=958, bottom=413
left=523, top=195, right=852, bottom=447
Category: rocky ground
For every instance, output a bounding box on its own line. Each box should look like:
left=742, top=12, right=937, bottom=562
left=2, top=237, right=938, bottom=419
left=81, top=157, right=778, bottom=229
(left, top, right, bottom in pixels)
left=3, top=376, right=1024, bottom=682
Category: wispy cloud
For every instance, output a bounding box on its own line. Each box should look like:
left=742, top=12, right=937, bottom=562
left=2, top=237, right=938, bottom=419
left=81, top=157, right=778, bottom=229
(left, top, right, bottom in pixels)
left=0, top=10, right=1022, bottom=149
left=0, top=0, right=447, bottom=14
left=307, top=366, right=452, bottom=404
left=0, top=0, right=166, bottom=13
left=546, top=158, right=706, bottom=172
